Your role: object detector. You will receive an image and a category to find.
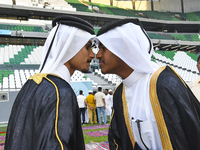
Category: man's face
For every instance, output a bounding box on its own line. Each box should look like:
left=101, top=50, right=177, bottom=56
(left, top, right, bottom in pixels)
left=105, top=90, right=108, bottom=95
left=96, top=43, right=125, bottom=74
left=197, top=59, right=200, bottom=73
left=67, top=40, right=95, bottom=73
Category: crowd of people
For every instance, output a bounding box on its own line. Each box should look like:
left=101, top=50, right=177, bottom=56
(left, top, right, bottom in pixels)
left=77, top=87, right=113, bottom=125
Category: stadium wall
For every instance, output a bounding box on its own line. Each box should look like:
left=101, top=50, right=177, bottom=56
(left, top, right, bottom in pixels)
left=84, top=0, right=111, bottom=5
left=113, top=0, right=133, bottom=9
left=87, top=0, right=200, bottom=13
left=135, top=1, right=151, bottom=10
left=129, top=0, right=200, bottom=13
left=153, top=0, right=200, bottom=13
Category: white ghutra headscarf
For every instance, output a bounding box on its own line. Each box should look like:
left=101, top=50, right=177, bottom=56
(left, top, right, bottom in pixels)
left=38, top=16, right=95, bottom=82
left=97, top=22, right=159, bottom=73
left=97, top=20, right=162, bottom=149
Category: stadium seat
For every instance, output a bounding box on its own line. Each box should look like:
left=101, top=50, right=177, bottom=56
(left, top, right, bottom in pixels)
left=66, top=0, right=93, bottom=12
left=133, top=10, right=179, bottom=21
left=0, top=23, right=45, bottom=32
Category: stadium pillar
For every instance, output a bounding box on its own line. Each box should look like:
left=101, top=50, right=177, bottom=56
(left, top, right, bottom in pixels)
left=132, top=0, right=135, bottom=9
left=151, top=0, right=154, bottom=11
left=110, top=0, right=113, bottom=6
left=12, top=0, right=16, bottom=5
left=181, top=0, right=184, bottom=13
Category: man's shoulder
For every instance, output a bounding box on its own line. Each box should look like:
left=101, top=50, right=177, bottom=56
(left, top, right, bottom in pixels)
left=95, top=92, right=104, bottom=97
left=29, top=73, right=69, bottom=86
left=154, top=66, right=185, bottom=88
left=78, top=95, right=86, bottom=98
left=153, top=66, right=191, bottom=98
left=30, top=74, right=74, bottom=96
left=188, top=76, right=200, bottom=88
left=99, top=92, right=104, bottom=95
left=95, top=92, right=100, bottom=96
left=87, top=94, right=94, bottom=98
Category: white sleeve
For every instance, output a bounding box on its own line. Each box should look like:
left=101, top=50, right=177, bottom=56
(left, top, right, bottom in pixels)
left=110, top=95, right=113, bottom=106
left=102, top=93, right=105, bottom=98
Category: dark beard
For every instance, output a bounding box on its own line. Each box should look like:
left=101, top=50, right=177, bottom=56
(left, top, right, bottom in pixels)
left=81, top=69, right=89, bottom=73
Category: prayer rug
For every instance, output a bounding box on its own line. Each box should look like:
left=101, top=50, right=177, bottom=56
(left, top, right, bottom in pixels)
left=0, top=135, right=5, bottom=150
left=84, top=130, right=108, bottom=137
left=98, top=141, right=109, bottom=149
left=85, top=141, right=109, bottom=150
left=82, top=124, right=109, bottom=130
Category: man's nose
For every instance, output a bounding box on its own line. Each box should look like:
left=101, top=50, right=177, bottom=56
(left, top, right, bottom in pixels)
left=96, top=49, right=102, bottom=59
left=90, top=49, right=95, bottom=58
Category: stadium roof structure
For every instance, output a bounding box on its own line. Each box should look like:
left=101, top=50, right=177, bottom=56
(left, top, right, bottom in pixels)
left=0, top=4, right=200, bottom=53
left=152, top=39, right=200, bottom=53
left=1, top=4, right=200, bottom=33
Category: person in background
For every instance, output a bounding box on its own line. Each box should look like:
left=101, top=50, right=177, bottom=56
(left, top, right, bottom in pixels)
left=93, top=91, right=98, bottom=122
left=85, top=90, right=97, bottom=124
left=104, top=89, right=112, bottom=122
left=94, top=87, right=106, bottom=125
left=109, top=89, right=113, bottom=110
left=77, top=90, right=86, bottom=124
left=5, top=15, right=95, bottom=150
left=188, top=55, right=200, bottom=102
left=84, top=103, right=90, bottom=124
left=96, top=18, right=200, bottom=150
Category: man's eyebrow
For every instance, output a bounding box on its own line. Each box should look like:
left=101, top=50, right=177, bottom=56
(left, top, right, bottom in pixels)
left=87, top=41, right=92, bottom=45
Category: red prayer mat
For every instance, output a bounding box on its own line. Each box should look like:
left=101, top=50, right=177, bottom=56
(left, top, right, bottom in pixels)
left=0, top=135, right=110, bottom=150
left=85, top=141, right=109, bottom=150
left=84, top=130, right=108, bottom=137
left=0, top=135, right=5, bottom=150
left=82, top=124, right=109, bottom=130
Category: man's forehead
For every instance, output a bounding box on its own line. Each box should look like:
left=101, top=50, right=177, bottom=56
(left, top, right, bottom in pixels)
left=86, top=40, right=92, bottom=44
left=99, top=42, right=103, bottom=46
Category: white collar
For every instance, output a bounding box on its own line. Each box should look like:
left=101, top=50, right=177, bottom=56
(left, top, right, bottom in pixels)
left=54, top=65, right=71, bottom=84
left=123, top=71, right=143, bottom=87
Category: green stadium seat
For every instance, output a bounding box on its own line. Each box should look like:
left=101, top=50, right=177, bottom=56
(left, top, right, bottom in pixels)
left=94, top=29, right=99, bottom=35
left=66, top=1, right=93, bottom=12
left=186, top=12, right=200, bottom=21
left=3, top=70, right=8, bottom=77
left=186, top=52, right=198, bottom=61
left=191, top=34, right=200, bottom=41
left=131, top=10, right=179, bottom=21
left=107, top=7, right=139, bottom=17
left=9, top=70, right=14, bottom=74
left=154, top=50, right=176, bottom=61
left=14, top=55, right=20, bottom=64
left=9, top=58, right=15, bottom=64
left=0, top=23, right=44, bottom=32
left=147, top=33, right=170, bottom=40
left=171, top=34, right=187, bottom=41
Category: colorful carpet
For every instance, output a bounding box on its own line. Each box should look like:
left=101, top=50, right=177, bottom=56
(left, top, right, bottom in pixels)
left=0, top=135, right=5, bottom=150
left=85, top=141, right=109, bottom=150
left=82, top=124, right=109, bottom=130
left=0, top=135, right=109, bottom=150
left=84, top=130, right=108, bottom=137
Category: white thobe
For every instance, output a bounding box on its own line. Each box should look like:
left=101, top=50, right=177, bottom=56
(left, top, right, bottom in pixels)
left=53, top=65, right=71, bottom=84
left=123, top=71, right=162, bottom=150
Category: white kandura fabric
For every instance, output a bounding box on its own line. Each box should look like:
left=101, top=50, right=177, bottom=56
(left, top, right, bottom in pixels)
left=97, top=23, right=162, bottom=149
left=123, top=71, right=162, bottom=150
left=97, top=23, right=159, bottom=73
left=39, top=24, right=95, bottom=83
